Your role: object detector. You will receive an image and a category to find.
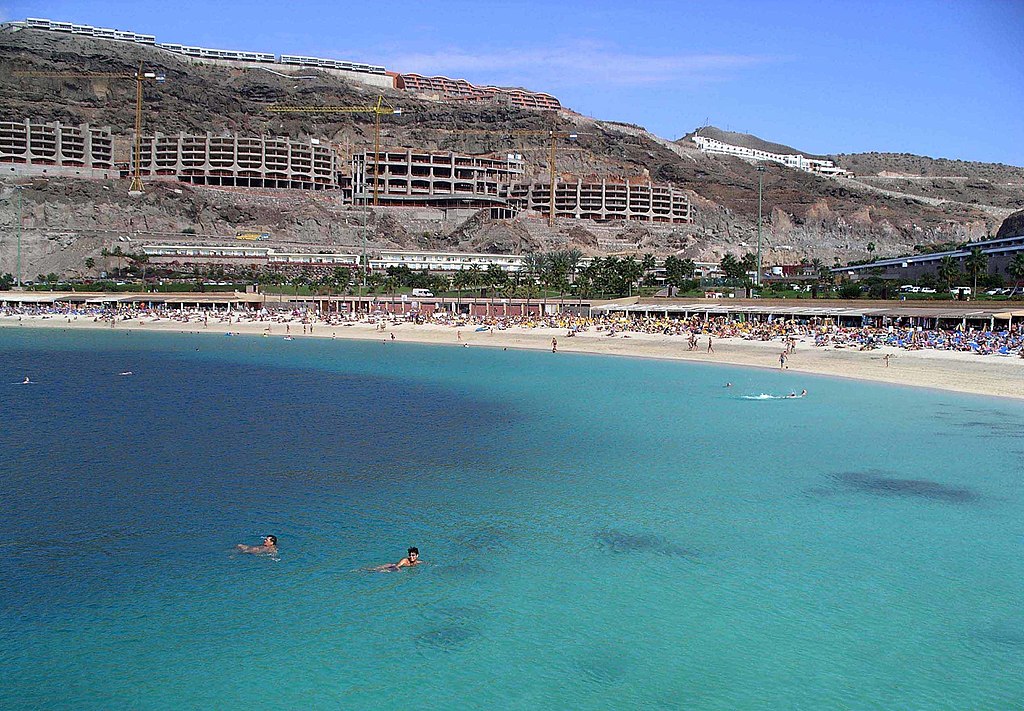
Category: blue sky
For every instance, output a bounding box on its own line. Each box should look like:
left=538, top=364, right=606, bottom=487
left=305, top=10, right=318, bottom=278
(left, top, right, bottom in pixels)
left=6, top=0, right=1023, bottom=165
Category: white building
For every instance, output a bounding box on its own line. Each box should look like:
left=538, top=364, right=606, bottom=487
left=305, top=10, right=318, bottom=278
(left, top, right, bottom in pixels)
left=370, top=250, right=530, bottom=273
left=691, top=135, right=851, bottom=177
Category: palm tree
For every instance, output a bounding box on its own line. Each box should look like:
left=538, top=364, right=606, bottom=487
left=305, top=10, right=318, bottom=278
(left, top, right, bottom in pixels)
left=964, top=248, right=988, bottom=296
left=565, top=248, right=583, bottom=289
left=640, top=253, right=656, bottom=286
left=866, top=242, right=876, bottom=258
left=937, top=256, right=960, bottom=291
left=1008, top=253, right=1024, bottom=296
left=521, top=252, right=545, bottom=316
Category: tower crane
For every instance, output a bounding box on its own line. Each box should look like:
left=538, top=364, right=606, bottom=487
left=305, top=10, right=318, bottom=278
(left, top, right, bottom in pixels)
left=14, top=62, right=166, bottom=194
left=447, top=128, right=578, bottom=226
left=265, top=95, right=401, bottom=206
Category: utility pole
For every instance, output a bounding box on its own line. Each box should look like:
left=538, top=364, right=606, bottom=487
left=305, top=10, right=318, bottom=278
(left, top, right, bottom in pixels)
left=756, top=165, right=765, bottom=287
left=16, top=186, right=22, bottom=288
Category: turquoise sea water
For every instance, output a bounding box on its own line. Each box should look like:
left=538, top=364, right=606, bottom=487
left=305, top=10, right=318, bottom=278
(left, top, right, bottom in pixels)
left=1, top=327, right=1022, bottom=709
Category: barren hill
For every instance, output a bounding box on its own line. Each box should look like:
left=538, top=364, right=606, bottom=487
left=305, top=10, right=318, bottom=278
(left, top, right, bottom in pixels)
left=1, top=26, right=1022, bottom=278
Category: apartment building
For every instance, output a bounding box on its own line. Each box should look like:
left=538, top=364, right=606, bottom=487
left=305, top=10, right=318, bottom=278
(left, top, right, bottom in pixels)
left=351, top=150, right=525, bottom=207
left=506, top=178, right=692, bottom=224
left=142, top=245, right=360, bottom=266
left=132, top=132, right=339, bottom=190
left=370, top=250, right=529, bottom=272
left=691, top=135, right=851, bottom=177
left=0, top=119, right=115, bottom=178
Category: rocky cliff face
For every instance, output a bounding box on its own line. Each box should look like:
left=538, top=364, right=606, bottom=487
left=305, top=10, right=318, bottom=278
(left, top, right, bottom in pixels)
left=996, top=209, right=1024, bottom=239
left=1, top=27, right=1021, bottom=277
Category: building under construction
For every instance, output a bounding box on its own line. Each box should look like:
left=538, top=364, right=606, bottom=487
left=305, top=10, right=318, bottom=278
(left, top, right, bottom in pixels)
left=132, top=132, right=339, bottom=190
left=506, top=178, right=692, bottom=224
left=0, top=119, right=116, bottom=178
left=350, top=149, right=525, bottom=207
left=0, top=118, right=692, bottom=225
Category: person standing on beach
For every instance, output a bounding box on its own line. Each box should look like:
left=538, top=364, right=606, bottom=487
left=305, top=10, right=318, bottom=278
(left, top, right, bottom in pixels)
left=552, top=337, right=557, bottom=353
left=780, top=351, right=787, bottom=369
left=707, top=337, right=714, bottom=354
left=884, top=353, right=890, bottom=368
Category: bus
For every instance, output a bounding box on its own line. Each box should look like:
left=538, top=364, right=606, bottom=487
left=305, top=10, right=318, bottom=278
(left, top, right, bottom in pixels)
left=235, top=231, right=271, bottom=241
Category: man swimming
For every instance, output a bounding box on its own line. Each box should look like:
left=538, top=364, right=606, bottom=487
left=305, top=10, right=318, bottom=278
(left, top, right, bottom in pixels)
left=236, top=535, right=277, bottom=555
left=375, top=547, right=422, bottom=571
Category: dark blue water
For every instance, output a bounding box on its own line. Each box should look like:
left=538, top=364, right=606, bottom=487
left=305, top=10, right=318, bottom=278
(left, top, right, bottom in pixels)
left=2, top=328, right=1023, bottom=709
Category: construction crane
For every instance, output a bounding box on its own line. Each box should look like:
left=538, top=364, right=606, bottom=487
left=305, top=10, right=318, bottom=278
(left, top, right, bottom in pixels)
left=266, top=95, right=401, bottom=206
left=14, top=62, right=166, bottom=194
left=448, top=128, right=578, bottom=226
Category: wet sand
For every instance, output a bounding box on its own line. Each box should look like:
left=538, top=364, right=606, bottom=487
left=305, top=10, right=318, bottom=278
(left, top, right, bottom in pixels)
left=4, top=315, right=1023, bottom=400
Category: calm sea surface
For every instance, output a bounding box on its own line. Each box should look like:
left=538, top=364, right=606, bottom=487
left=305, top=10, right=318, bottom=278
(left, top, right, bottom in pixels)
left=1, top=327, right=1022, bottom=709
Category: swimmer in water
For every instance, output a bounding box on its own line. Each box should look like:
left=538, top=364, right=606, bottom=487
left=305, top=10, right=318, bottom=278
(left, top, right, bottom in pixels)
left=725, top=382, right=732, bottom=388
left=22, top=376, right=30, bottom=384
left=374, top=547, right=422, bottom=571
left=236, top=535, right=277, bottom=555
left=119, top=371, right=133, bottom=376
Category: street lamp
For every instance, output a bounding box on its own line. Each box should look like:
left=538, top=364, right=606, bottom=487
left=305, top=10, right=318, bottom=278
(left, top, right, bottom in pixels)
left=756, top=165, right=766, bottom=287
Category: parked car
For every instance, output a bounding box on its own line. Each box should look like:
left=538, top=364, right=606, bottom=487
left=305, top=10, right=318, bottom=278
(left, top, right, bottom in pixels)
left=920, top=287, right=937, bottom=294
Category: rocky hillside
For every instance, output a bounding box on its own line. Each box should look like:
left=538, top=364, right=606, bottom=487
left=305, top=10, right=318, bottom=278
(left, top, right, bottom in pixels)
left=1, top=26, right=1022, bottom=278
left=996, top=209, right=1024, bottom=239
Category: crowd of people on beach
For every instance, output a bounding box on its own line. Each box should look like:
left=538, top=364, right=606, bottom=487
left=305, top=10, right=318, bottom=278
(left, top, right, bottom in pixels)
left=2, top=303, right=1023, bottom=357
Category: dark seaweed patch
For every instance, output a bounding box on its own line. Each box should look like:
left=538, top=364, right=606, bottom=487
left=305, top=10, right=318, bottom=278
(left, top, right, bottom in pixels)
left=415, top=624, right=476, bottom=652
left=576, top=650, right=630, bottom=686
left=834, top=471, right=978, bottom=503
left=594, top=528, right=698, bottom=558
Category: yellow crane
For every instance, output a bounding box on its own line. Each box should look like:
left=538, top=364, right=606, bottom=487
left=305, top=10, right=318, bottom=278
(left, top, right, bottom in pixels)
left=265, top=95, right=401, bottom=206
left=14, top=62, right=166, bottom=194
left=448, top=128, right=578, bottom=226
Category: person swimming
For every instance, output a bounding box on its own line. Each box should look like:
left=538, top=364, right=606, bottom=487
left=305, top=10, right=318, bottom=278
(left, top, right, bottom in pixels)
left=236, top=535, right=277, bottom=555
left=22, top=376, right=30, bottom=384
left=374, top=547, right=422, bottom=571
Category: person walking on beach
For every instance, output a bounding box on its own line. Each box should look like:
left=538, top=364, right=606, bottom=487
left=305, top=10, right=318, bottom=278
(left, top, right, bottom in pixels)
left=552, top=337, right=558, bottom=353
left=780, top=351, right=787, bottom=369
left=883, top=353, right=890, bottom=368
left=707, top=337, right=714, bottom=354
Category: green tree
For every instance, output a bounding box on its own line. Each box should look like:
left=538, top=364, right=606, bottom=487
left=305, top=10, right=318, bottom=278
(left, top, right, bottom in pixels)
left=84, top=257, right=96, bottom=272
left=866, top=242, right=876, bottom=257
left=485, top=264, right=507, bottom=295
left=621, top=256, right=642, bottom=296
left=964, top=248, right=988, bottom=295
left=937, top=256, right=960, bottom=291
left=738, top=252, right=758, bottom=278
left=719, top=254, right=744, bottom=280
left=1008, top=253, right=1024, bottom=296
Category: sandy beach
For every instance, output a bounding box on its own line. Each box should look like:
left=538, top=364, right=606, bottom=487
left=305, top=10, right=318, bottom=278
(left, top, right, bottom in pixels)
left=3, top=313, right=1023, bottom=400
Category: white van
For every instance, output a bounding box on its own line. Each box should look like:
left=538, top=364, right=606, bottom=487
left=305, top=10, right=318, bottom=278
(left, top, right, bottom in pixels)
left=411, top=288, right=434, bottom=298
